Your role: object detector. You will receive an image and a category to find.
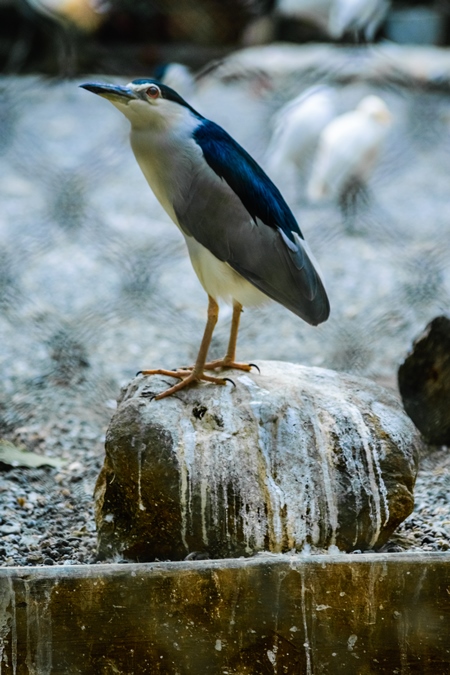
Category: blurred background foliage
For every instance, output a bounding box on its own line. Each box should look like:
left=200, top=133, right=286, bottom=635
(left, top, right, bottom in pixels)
left=1, top=1, right=450, bottom=75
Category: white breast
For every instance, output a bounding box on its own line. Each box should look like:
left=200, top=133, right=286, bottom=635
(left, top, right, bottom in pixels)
left=185, top=236, right=267, bottom=306
left=129, top=116, right=267, bottom=307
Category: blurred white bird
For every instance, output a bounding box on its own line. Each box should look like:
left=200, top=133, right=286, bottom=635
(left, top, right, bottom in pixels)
left=307, top=95, right=392, bottom=215
left=328, top=0, right=390, bottom=41
left=243, top=0, right=389, bottom=43
left=265, top=85, right=337, bottom=195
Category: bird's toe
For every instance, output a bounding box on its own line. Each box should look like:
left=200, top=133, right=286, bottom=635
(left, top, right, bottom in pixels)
left=153, top=370, right=230, bottom=399
left=203, top=359, right=257, bottom=372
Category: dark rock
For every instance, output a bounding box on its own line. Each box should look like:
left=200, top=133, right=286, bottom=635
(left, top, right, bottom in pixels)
left=398, top=316, right=450, bottom=445
left=95, top=361, right=421, bottom=561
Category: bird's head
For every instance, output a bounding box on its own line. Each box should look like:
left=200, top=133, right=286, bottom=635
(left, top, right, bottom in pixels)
left=80, top=78, right=201, bottom=130
left=153, top=63, right=195, bottom=99
left=357, top=95, right=392, bottom=126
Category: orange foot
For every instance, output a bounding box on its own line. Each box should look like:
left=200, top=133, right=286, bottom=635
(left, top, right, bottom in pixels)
left=203, top=359, right=260, bottom=373
left=138, top=368, right=231, bottom=400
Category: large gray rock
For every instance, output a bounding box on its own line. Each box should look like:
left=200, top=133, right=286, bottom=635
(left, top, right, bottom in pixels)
left=95, top=361, right=421, bottom=561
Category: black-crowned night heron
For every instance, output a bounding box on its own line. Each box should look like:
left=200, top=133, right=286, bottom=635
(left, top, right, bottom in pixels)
left=153, top=63, right=196, bottom=100
left=80, top=79, right=330, bottom=399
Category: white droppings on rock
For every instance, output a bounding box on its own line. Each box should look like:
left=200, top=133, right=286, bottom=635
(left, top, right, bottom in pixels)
left=267, top=648, right=277, bottom=666
left=178, top=417, right=197, bottom=550
left=347, top=404, right=388, bottom=548
left=137, top=445, right=145, bottom=513
left=327, top=545, right=341, bottom=555
left=372, top=400, right=418, bottom=461
left=238, top=374, right=259, bottom=388
left=312, top=411, right=339, bottom=547
left=347, top=634, right=358, bottom=651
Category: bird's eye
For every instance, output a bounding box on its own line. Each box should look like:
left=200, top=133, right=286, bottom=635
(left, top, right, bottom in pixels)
left=146, top=85, right=160, bottom=99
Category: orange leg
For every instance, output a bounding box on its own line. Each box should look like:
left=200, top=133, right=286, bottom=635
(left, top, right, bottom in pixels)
left=202, top=300, right=254, bottom=372
left=140, top=296, right=229, bottom=400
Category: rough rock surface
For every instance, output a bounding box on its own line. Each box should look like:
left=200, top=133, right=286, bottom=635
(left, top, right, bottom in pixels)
left=95, top=361, right=421, bottom=561
left=398, top=316, right=450, bottom=446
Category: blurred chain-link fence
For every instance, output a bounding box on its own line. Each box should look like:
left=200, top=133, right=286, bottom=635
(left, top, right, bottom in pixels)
left=1, top=37, right=450, bottom=565
left=1, top=46, right=450, bottom=438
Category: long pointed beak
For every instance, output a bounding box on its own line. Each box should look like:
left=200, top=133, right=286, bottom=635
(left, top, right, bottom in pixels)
left=79, top=82, right=138, bottom=104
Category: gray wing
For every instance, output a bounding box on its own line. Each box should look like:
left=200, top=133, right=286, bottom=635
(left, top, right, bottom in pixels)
left=174, top=161, right=330, bottom=326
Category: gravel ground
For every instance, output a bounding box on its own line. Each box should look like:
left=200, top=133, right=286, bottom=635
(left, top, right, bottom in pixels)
left=0, top=391, right=107, bottom=566
left=387, top=446, right=450, bottom=554
left=1, top=45, right=450, bottom=566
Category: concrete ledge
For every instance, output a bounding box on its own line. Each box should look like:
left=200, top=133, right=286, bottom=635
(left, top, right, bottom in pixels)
left=1, top=552, right=449, bottom=673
